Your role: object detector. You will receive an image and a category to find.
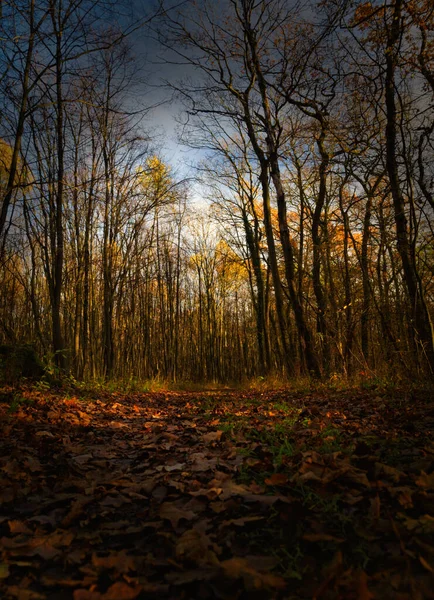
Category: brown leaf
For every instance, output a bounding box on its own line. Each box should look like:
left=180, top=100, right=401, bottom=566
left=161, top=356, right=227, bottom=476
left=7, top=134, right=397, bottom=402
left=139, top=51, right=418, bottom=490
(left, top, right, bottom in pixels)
left=202, top=430, right=223, bottom=444
left=25, top=457, right=42, bottom=473
left=221, top=557, right=286, bottom=590
left=369, top=495, right=380, bottom=521
left=302, top=533, right=345, bottom=543
left=209, top=473, right=250, bottom=500
left=162, top=462, right=185, bottom=472
left=189, top=486, right=223, bottom=500
left=92, top=551, right=136, bottom=573
left=35, top=430, right=55, bottom=438
left=220, top=516, right=264, bottom=528
left=159, top=502, right=197, bottom=528
left=356, top=570, right=374, bottom=600
left=209, top=501, right=227, bottom=513
left=389, top=486, right=414, bottom=508
left=99, top=494, right=131, bottom=509
left=175, top=528, right=220, bottom=565
left=103, top=582, right=142, bottom=600
left=243, top=493, right=290, bottom=505
left=374, top=462, right=405, bottom=483
left=419, top=554, right=434, bottom=573
left=265, top=473, right=288, bottom=486
left=6, top=587, right=46, bottom=600
left=40, top=574, right=96, bottom=588
left=1, top=536, right=60, bottom=560
left=402, top=514, right=434, bottom=534
left=416, top=471, right=434, bottom=490
left=313, top=551, right=343, bottom=598
left=344, top=468, right=371, bottom=488
left=61, top=496, right=93, bottom=528
left=8, top=520, right=32, bottom=535
left=190, top=453, right=218, bottom=471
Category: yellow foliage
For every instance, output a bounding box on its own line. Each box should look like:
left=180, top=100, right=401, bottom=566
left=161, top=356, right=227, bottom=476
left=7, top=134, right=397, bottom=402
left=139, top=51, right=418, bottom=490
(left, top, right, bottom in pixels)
left=137, top=155, right=174, bottom=201
left=215, top=240, right=248, bottom=284
left=0, top=138, right=32, bottom=192
left=0, top=138, right=15, bottom=187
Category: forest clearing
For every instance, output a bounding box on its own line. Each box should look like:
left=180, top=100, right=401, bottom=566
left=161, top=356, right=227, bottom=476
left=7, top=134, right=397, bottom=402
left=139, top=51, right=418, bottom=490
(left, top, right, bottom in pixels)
left=0, top=384, right=433, bottom=599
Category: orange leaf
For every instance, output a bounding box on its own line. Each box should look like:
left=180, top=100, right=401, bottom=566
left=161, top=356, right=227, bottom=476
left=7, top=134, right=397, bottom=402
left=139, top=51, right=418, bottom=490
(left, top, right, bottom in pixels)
left=103, top=582, right=142, bottom=600
left=357, top=570, right=374, bottom=600
left=416, top=471, right=434, bottom=490
left=221, top=557, right=286, bottom=590
left=264, top=473, right=288, bottom=486
left=419, top=555, right=434, bottom=573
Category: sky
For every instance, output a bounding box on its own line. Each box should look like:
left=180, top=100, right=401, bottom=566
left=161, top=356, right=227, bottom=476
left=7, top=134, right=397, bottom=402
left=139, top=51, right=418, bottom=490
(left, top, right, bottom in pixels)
left=123, top=0, right=213, bottom=208
left=127, top=0, right=200, bottom=173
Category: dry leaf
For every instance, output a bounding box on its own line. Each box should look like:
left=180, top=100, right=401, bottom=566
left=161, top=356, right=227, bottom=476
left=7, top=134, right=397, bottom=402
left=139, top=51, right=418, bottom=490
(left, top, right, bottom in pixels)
left=302, top=533, right=345, bottom=543
left=221, top=557, right=286, bottom=590
left=416, top=471, right=434, bottom=490
left=202, top=431, right=223, bottom=444
left=159, top=502, right=196, bottom=528
left=419, top=554, right=433, bottom=573
left=92, top=551, right=136, bottom=573
left=175, top=528, right=219, bottom=565
left=356, top=570, right=374, bottom=600
left=264, top=473, right=288, bottom=486
left=0, top=563, right=10, bottom=579
left=103, top=582, right=142, bottom=599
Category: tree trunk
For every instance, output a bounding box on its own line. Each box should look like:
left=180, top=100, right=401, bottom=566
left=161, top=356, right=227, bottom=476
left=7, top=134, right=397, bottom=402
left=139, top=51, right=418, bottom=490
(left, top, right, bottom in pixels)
left=384, top=0, right=434, bottom=374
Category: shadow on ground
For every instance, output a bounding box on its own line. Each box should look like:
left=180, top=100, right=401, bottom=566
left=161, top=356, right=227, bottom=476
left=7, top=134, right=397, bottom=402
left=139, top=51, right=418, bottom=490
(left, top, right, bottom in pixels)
left=0, top=387, right=434, bottom=599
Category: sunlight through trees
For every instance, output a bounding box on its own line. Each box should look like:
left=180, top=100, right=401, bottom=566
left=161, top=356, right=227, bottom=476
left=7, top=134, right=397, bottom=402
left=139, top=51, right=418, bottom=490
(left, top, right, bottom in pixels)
left=0, top=0, right=433, bottom=382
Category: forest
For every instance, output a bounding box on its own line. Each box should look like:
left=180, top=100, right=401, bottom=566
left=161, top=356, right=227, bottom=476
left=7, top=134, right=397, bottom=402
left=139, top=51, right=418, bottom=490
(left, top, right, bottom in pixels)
left=0, top=0, right=433, bottom=384
left=1, top=1, right=434, bottom=599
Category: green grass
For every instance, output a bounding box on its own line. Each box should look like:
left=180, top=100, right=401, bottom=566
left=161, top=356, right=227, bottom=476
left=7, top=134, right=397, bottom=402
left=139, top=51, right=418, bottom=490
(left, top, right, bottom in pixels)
left=7, top=393, right=34, bottom=414
left=316, top=425, right=347, bottom=454
left=271, top=401, right=302, bottom=415
left=276, top=544, right=306, bottom=580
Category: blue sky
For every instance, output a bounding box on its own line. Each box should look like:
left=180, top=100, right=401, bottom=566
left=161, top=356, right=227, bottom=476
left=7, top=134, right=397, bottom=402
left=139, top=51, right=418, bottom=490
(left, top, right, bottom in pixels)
left=126, top=0, right=207, bottom=194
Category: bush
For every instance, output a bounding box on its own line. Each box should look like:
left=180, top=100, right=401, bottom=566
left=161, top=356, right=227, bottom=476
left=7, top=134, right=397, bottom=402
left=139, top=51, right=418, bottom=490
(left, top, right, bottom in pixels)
left=0, top=344, right=44, bottom=383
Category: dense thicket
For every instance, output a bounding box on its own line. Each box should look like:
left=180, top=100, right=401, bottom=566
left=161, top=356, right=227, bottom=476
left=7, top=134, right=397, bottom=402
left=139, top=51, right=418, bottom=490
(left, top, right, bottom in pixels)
left=0, top=0, right=433, bottom=382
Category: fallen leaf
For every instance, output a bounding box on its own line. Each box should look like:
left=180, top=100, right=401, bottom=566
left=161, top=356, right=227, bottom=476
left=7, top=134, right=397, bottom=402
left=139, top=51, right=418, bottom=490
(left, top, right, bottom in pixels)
left=265, top=473, right=288, bottom=486
left=202, top=431, right=223, bottom=443
left=374, top=463, right=405, bottom=483
left=159, top=502, right=197, bottom=528
left=302, top=533, right=345, bottom=543
left=8, top=520, right=32, bottom=535
left=369, top=495, right=380, bottom=520
left=6, top=587, right=46, bottom=599
left=103, top=582, right=142, bottom=599
left=61, top=496, right=94, bottom=528
left=0, top=563, right=10, bottom=579
left=92, top=550, right=136, bottom=573
left=221, top=557, right=286, bottom=590
left=356, top=570, right=374, bottom=600
left=220, top=516, right=264, bottom=527
left=416, top=471, right=434, bottom=490
left=175, top=528, right=219, bottom=565
left=419, top=554, right=433, bottom=573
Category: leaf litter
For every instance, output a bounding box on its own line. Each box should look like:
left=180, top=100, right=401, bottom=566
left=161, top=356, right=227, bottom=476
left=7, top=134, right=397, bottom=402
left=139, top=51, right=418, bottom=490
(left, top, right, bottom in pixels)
left=0, top=386, right=433, bottom=598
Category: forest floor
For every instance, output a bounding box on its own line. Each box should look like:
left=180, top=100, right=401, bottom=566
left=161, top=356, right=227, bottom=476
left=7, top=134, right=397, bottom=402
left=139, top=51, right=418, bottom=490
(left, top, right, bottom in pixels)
left=0, top=385, right=434, bottom=600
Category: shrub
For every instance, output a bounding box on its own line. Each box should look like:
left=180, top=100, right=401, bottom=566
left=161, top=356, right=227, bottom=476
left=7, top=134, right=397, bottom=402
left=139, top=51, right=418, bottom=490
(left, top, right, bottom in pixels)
left=0, top=344, right=44, bottom=383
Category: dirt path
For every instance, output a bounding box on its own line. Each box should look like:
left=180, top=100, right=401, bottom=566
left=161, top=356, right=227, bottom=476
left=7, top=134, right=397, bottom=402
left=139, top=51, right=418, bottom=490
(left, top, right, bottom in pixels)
left=1, top=387, right=434, bottom=599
